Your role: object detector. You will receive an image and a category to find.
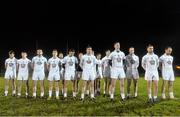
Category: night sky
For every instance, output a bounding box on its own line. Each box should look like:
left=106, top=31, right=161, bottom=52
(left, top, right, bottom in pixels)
left=0, top=0, right=180, bottom=72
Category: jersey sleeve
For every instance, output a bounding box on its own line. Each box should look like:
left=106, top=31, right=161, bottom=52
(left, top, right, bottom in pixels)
left=141, top=56, right=146, bottom=70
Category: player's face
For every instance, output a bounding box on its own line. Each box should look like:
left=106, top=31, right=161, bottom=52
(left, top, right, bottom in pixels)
left=165, top=48, right=172, bottom=55
left=9, top=53, right=14, bottom=58
left=114, top=43, right=120, bottom=50
left=97, top=54, right=101, bottom=59
left=129, top=48, right=134, bottom=54
left=72, top=51, right=75, bottom=56
left=21, top=53, right=27, bottom=58
left=69, top=51, right=73, bottom=56
left=59, top=53, right=63, bottom=59
left=37, top=50, right=43, bottom=56
left=105, top=50, right=110, bottom=56
left=147, top=46, right=154, bottom=53
left=86, top=48, right=92, bottom=54
left=52, top=51, right=58, bottom=57
left=78, top=53, right=83, bottom=59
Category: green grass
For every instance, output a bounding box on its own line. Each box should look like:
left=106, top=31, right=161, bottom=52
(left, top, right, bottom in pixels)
left=0, top=77, right=180, bottom=116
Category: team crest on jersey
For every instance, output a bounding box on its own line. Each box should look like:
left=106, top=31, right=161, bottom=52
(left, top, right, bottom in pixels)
left=52, top=62, right=57, bottom=68
left=21, top=63, right=26, bottom=68
left=68, top=59, right=74, bottom=66
left=9, top=62, right=14, bottom=67
left=86, top=58, right=92, bottom=64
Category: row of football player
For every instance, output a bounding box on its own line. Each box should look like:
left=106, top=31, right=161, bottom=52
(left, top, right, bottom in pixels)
left=4, top=42, right=175, bottom=103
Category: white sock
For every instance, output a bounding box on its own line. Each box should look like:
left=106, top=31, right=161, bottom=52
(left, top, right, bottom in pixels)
left=148, top=94, right=152, bottom=99
left=62, top=89, right=64, bottom=94
left=25, top=92, right=28, bottom=96
left=49, top=90, right=52, bottom=97
left=121, top=93, right=125, bottom=99
left=5, top=91, right=8, bottom=96
left=154, top=96, right=157, bottom=99
left=33, top=92, right=36, bottom=97
left=91, top=93, right=94, bottom=98
left=81, top=93, right=84, bottom=99
left=64, top=93, right=67, bottom=97
left=103, top=91, right=106, bottom=94
left=56, top=91, right=59, bottom=97
left=169, top=92, right=174, bottom=98
left=162, top=93, right=166, bottom=98
left=134, top=92, right=137, bottom=97
left=41, top=92, right=44, bottom=97
left=12, top=90, right=16, bottom=94
left=18, top=93, right=21, bottom=96
left=110, top=94, right=114, bottom=99
left=73, top=92, right=76, bottom=97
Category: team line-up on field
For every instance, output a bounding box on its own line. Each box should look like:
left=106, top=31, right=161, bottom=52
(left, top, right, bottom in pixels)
left=4, top=42, right=176, bottom=103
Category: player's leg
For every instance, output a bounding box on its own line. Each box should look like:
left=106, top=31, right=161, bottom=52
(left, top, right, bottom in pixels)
left=62, top=79, right=64, bottom=95
left=72, top=79, right=76, bottom=98
left=90, top=80, right=95, bottom=100
left=161, top=80, right=167, bottom=99
left=133, top=78, right=138, bottom=97
left=25, top=80, right=29, bottom=98
left=97, top=78, right=100, bottom=95
left=153, top=80, right=158, bottom=102
left=12, top=78, right=16, bottom=96
left=32, top=80, right=37, bottom=98
left=127, top=78, right=131, bottom=98
left=110, top=78, right=116, bottom=100
left=81, top=80, right=87, bottom=100
left=147, top=80, right=153, bottom=102
left=55, top=81, right=60, bottom=99
left=86, top=81, right=90, bottom=96
left=48, top=81, right=53, bottom=100
left=40, top=80, right=45, bottom=98
left=63, top=80, right=68, bottom=99
left=168, top=81, right=174, bottom=99
left=120, top=78, right=125, bottom=100
left=103, top=77, right=107, bottom=96
left=17, top=80, right=22, bottom=97
left=4, top=79, right=9, bottom=96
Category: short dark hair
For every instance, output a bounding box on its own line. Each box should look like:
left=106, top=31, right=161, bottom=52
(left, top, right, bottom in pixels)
left=114, top=42, right=120, bottom=45
left=69, top=49, right=75, bottom=52
left=21, top=51, right=27, bottom=54
left=165, top=46, right=172, bottom=50
left=86, top=45, right=92, bottom=49
left=9, top=50, right=15, bottom=54
left=147, top=44, right=153, bottom=48
left=53, top=49, right=58, bottom=52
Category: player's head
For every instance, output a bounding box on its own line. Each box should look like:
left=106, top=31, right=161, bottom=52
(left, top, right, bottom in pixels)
left=68, top=49, right=74, bottom=56
left=71, top=49, right=75, bottom=56
left=96, top=53, right=101, bottom=59
left=165, top=46, right=172, bottom=55
left=129, top=47, right=135, bottom=54
left=52, top=49, right=58, bottom=57
left=21, top=51, right=27, bottom=58
left=37, top=49, right=43, bottom=56
left=114, top=42, right=120, bottom=50
left=78, top=52, right=83, bottom=59
left=59, top=52, right=63, bottom=59
left=91, top=50, right=94, bottom=55
left=147, top=44, right=154, bottom=54
left=86, top=45, right=92, bottom=55
left=105, top=49, right=111, bottom=56
left=9, top=50, right=15, bottom=58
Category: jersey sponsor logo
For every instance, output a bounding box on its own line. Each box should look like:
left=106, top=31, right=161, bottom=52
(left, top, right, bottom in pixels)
left=167, top=60, right=172, bottom=65
left=37, top=59, right=42, bottom=65
left=52, top=62, right=57, bottom=68
left=20, top=63, right=26, bottom=68
left=68, top=59, right=74, bottom=66
left=149, top=58, right=155, bottom=65
left=86, top=58, right=92, bottom=64
left=9, top=62, right=14, bottom=67
left=117, top=55, right=121, bottom=62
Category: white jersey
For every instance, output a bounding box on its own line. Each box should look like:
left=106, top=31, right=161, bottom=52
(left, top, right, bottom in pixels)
left=159, top=54, right=173, bottom=71
left=142, top=53, right=159, bottom=71
left=80, top=54, right=97, bottom=71
left=101, top=56, right=111, bottom=77
left=32, top=56, right=47, bottom=72
left=17, top=58, right=31, bottom=74
left=96, top=59, right=103, bottom=78
left=109, top=50, right=125, bottom=68
left=5, top=57, right=17, bottom=72
left=48, top=57, right=61, bottom=73
left=62, top=55, right=78, bottom=71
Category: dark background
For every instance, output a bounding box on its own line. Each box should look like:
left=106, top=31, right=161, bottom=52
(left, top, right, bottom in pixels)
left=0, top=0, right=180, bottom=73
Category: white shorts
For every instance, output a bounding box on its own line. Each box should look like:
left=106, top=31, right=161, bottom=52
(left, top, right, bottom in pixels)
left=145, top=71, right=159, bottom=81
left=48, top=72, right=60, bottom=81
left=162, top=71, right=175, bottom=81
left=64, top=70, right=75, bottom=80
left=82, top=70, right=96, bottom=81
left=17, top=73, right=28, bottom=80
left=4, top=71, right=16, bottom=79
left=111, top=67, right=126, bottom=79
left=32, top=72, right=45, bottom=80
